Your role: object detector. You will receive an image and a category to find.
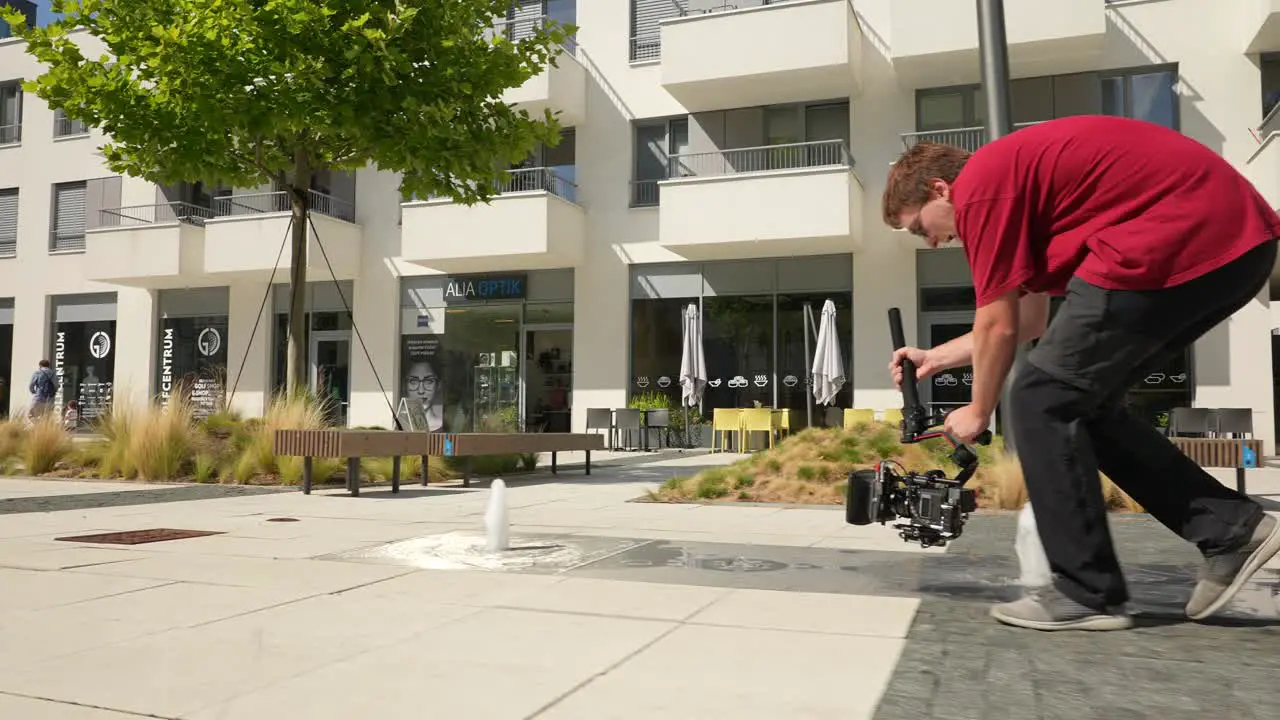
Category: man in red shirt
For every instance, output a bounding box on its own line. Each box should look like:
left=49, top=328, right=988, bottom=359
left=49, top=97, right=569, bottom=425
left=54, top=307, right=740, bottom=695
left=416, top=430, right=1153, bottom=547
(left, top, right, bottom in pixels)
left=883, top=114, right=1280, bottom=631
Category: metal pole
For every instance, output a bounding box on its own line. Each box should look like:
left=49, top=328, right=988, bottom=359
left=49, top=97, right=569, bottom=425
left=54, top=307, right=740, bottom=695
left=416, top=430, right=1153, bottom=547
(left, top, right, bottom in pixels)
left=976, top=0, right=1025, bottom=455
left=803, top=303, right=813, bottom=428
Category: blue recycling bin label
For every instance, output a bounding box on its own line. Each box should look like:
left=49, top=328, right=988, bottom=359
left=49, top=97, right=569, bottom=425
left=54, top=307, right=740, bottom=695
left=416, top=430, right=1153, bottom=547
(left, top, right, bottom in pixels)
left=443, top=437, right=454, bottom=457
left=1243, top=446, right=1257, bottom=469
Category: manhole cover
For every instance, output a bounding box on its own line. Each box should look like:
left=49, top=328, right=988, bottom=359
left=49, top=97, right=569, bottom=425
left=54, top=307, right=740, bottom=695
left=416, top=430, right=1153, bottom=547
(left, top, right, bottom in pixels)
left=266, top=517, right=299, bottom=522
left=55, top=529, right=225, bottom=545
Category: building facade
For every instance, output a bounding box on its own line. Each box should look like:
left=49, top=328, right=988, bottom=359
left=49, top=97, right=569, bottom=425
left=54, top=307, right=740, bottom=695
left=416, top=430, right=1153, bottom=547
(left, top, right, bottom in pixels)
left=1, top=0, right=1278, bottom=449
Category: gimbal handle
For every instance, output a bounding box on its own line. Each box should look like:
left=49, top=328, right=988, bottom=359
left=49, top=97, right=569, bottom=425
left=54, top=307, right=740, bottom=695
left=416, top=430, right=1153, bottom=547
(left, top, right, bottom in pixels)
left=888, top=308, right=991, bottom=483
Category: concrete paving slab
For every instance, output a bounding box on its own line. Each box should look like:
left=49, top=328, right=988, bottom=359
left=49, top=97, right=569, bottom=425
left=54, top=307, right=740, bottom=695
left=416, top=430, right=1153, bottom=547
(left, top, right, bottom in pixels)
left=689, top=588, right=920, bottom=638
left=0, top=544, right=157, bottom=571
left=186, top=607, right=676, bottom=720
left=500, top=576, right=730, bottom=621
left=333, top=567, right=568, bottom=607
left=0, top=580, right=311, bottom=670
left=537, top=624, right=906, bottom=720
left=0, top=567, right=170, bottom=613
left=0, top=594, right=479, bottom=718
left=0, top=693, right=142, bottom=719
left=69, top=552, right=415, bottom=594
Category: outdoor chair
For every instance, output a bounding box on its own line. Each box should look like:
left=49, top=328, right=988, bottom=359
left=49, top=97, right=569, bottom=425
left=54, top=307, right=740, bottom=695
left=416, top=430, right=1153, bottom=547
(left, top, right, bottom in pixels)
left=824, top=406, right=843, bottom=428
left=1170, top=407, right=1212, bottom=437
left=585, top=408, right=614, bottom=450
left=739, top=408, right=775, bottom=452
left=1213, top=408, right=1253, bottom=438
left=844, top=408, right=875, bottom=428
left=882, top=408, right=904, bottom=427
left=645, top=408, right=671, bottom=449
left=613, top=408, right=645, bottom=450
left=712, top=408, right=742, bottom=452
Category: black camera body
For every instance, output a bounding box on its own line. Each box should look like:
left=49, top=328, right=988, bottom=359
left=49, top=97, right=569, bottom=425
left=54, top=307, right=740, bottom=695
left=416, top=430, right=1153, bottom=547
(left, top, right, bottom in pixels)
left=844, top=308, right=991, bottom=548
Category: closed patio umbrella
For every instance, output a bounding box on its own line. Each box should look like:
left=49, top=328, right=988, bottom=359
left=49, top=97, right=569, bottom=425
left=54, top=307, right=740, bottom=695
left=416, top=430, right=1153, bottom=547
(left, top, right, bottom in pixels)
left=679, top=302, right=706, bottom=448
left=811, top=299, right=846, bottom=406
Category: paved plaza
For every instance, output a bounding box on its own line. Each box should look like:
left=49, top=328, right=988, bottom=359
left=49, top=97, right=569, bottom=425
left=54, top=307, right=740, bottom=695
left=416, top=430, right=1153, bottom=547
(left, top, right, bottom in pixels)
left=0, top=452, right=1276, bottom=719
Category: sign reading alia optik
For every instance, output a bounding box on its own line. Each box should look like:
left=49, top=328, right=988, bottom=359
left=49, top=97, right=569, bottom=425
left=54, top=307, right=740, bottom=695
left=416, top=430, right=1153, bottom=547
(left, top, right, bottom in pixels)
left=443, top=274, right=527, bottom=303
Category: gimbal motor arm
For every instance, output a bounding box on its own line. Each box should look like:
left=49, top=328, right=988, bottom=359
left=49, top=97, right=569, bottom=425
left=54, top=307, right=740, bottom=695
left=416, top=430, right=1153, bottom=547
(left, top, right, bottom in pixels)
left=887, top=308, right=991, bottom=485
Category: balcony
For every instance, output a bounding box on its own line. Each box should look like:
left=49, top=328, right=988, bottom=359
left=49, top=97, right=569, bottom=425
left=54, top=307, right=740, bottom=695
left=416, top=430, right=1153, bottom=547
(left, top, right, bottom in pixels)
left=202, top=190, right=361, bottom=280
left=889, top=0, right=1105, bottom=87
left=401, top=167, right=585, bottom=273
left=498, top=16, right=586, bottom=127
left=85, top=202, right=214, bottom=286
left=1245, top=0, right=1280, bottom=53
left=900, top=121, right=1043, bottom=152
left=657, top=139, right=863, bottom=260
left=659, top=0, right=862, bottom=112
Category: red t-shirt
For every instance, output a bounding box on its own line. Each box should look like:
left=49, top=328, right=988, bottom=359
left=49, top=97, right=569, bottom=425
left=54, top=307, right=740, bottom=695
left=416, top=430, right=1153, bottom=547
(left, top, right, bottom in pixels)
left=952, top=115, right=1280, bottom=307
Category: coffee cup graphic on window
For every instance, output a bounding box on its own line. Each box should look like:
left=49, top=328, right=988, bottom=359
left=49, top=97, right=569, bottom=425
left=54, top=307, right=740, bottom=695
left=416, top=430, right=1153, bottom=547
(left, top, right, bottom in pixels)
left=657, top=376, right=672, bottom=388
left=783, top=374, right=798, bottom=387
left=753, top=375, right=768, bottom=387
left=635, top=376, right=650, bottom=388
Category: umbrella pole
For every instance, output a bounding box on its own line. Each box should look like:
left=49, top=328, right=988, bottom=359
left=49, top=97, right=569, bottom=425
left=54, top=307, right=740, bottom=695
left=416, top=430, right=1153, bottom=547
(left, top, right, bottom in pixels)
left=803, top=303, right=813, bottom=428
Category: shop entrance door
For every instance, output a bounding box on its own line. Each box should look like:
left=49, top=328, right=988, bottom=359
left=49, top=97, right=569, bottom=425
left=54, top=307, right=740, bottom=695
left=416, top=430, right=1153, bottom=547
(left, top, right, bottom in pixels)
left=310, top=331, right=351, bottom=426
left=922, top=315, right=974, bottom=419
left=0, top=324, right=10, bottom=417
left=521, top=324, right=573, bottom=432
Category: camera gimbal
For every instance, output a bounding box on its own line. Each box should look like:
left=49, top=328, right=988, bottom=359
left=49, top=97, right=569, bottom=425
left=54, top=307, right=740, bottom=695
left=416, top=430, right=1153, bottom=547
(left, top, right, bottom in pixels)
left=844, top=308, right=992, bottom=547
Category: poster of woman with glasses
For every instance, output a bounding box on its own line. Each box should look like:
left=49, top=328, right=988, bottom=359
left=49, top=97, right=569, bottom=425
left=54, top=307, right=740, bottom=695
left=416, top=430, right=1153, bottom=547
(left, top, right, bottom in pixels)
left=401, top=335, right=445, bottom=432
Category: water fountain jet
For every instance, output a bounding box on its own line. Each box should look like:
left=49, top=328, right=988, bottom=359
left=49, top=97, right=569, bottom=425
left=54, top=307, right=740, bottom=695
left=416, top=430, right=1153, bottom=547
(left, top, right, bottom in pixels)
left=485, top=478, right=510, bottom=553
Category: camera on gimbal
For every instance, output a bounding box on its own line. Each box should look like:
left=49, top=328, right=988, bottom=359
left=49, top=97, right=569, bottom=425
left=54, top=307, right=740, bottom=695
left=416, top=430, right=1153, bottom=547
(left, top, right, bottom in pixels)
left=844, top=308, right=991, bottom=548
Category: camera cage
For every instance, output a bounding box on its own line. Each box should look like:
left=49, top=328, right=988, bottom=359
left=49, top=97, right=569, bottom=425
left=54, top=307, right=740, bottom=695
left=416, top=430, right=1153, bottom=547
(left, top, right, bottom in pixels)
left=844, top=308, right=992, bottom=548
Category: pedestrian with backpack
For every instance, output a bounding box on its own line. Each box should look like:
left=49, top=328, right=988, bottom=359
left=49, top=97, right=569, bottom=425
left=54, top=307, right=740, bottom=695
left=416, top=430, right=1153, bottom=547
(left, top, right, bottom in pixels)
left=28, top=359, right=57, bottom=420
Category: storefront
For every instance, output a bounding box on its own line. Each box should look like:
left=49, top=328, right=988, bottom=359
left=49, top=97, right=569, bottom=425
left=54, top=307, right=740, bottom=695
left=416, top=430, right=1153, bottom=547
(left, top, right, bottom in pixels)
left=50, top=292, right=117, bottom=428
left=916, top=248, right=1192, bottom=430
left=271, top=281, right=354, bottom=426
left=629, top=255, right=853, bottom=430
left=156, top=287, right=228, bottom=419
left=398, top=269, right=574, bottom=433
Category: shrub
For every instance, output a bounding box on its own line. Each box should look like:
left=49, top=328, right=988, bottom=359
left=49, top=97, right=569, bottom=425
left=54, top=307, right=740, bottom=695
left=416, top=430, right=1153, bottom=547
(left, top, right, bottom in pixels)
left=22, top=416, right=71, bottom=475
left=127, top=396, right=195, bottom=480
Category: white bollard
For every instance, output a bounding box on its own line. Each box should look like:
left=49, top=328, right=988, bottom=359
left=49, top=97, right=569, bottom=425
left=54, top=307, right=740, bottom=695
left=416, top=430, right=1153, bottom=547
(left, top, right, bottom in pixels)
left=1016, top=502, right=1051, bottom=587
left=485, top=478, right=510, bottom=553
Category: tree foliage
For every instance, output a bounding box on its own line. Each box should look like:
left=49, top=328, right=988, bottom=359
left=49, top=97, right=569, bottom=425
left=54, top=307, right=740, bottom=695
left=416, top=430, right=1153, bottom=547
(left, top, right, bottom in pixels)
left=1, top=0, right=575, bottom=202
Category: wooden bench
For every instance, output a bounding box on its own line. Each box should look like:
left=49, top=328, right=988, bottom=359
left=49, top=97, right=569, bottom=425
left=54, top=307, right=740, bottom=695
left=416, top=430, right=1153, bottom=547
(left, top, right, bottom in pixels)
left=1169, top=437, right=1264, bottom=494
left=273, top=429, right=605, bottom=496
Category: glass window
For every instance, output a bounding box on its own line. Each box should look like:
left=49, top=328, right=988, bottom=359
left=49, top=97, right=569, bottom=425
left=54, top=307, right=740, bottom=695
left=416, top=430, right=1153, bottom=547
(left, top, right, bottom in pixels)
left=435, top=303, right=522, bottom=432
left=703, top=295, right=773, bottom=412
left=918, top=92, right=966, bottom=131
left=776, top=293, right=851, bottom=430
left=52, top=320, right=116, bottom=430
left=1101, top=75, right=1125, bottom=117
left=1262, top=54, right=1280, bottom=120
left=629, top=297, right=691, bottom=407
left=765, top=106, right=802, bottom=145
left=1129, top=70, right=1178, bottom=129
left=157, top=316, right=228, bottom=419
left=524, top=302, right=573, bottom=325
left=633, top=122, right=668, bottom=182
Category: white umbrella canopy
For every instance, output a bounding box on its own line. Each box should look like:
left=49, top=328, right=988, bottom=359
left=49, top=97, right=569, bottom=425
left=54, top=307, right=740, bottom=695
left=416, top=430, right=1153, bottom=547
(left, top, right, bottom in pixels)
left=679, top=303, right=706, bottom=408
left=811, top=299, right=846, bottom=406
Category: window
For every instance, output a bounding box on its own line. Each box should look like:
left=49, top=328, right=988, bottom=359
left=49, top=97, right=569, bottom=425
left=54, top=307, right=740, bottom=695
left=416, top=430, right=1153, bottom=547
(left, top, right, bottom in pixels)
left=631, top=117, right=688, bottom=206
left=1100, top=66, right=1179, bottom=129
left=0, top=188, right=15, bottom=257
left=1261, top=53, right=1280, bottom=123
left=51, top=181, right=88, bottom=252
left=629, top=297, right=692, bottom=408
left=630, top=0, right=681, bottom=62
left=0, top=81, right=21, bottom=145
left=53, top=108, right=88, bottom=138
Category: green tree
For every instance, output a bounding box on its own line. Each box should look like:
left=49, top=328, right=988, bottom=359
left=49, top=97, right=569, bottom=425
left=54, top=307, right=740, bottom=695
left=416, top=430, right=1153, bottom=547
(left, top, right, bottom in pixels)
left=3, top=0, right=573, bottom=395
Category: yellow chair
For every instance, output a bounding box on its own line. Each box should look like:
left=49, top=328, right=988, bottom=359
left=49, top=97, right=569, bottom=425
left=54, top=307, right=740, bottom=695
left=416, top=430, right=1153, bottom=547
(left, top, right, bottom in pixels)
left=844, top=408, right=875, bottom=428
left=712, top=408, right=743, bottom=452
left=776, top=408, right=791, bottom=439
left=739, top=408, right=775, bottom=452
left=882, top=408, right=904, bottom=427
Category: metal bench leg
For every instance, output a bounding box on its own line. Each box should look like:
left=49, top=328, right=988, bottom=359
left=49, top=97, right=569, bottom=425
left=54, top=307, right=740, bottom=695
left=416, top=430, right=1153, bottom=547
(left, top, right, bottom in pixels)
left=551, top=451, right=558, bottom=474
left=302, top=456, right=312, bottom=495
left=421, top=455, right=429, bottom=486
left=347, top=457, right=360, bottom=497
left=1237, top=466, right=1247, bottom=494
left=585, top=450, right=591, bottom=476
left=463, top=457, right=473, bottom=488
left=391, top=456, right=401, bottom=494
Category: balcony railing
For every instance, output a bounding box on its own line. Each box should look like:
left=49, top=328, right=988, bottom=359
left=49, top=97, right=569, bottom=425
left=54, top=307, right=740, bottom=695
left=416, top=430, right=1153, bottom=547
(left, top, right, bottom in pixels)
left=630, top=0, right=807, bottom=62
left=98, top=201, right=216, bottom=228
left=1259, top=102, right=1280, bottom=137
left=0, top=123, right=19, bottom=145
left=900, top=122, right=1043, bottom=152
left=493, top=14, right=579, bottom=55
left=210, top=189, right=356, bottom=223
left=631, top=139, right=852, bottom=207
left=54, top=115, right=89, bottom=138
left=415, top=167, right=579, bottom=204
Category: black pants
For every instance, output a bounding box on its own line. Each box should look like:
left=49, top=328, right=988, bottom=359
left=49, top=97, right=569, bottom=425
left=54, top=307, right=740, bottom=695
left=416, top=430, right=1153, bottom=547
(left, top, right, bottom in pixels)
left=1011, top=238, right=1277, bottom=610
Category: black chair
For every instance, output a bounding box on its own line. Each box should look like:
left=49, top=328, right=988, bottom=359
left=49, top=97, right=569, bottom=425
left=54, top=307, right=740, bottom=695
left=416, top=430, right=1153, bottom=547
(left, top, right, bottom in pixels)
left=824, top=406, right=842, bottom=428
left=585, top=408, right=614, bottom=450
left=613, top=408, right=644, bottom=451
left=1214, top=408, right=1253, bottom=438
left=645, top=408, right=671, bottom=450
left=1170, top=407, right=1212, bottom=437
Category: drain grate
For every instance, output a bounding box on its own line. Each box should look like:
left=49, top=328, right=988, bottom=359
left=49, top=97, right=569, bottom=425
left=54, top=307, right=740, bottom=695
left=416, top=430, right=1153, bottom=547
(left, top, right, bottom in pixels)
left=266, top=517, right=299, bottom=523
left=55, top=528, right=225, bottom=545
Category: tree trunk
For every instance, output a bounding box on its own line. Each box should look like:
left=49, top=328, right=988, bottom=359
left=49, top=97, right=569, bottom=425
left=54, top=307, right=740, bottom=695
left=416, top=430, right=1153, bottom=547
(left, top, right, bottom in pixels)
left=285, top=154, right=311, bottom=398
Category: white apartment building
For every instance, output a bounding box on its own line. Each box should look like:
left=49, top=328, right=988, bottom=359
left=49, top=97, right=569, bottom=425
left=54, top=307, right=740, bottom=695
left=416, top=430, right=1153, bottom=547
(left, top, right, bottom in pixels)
left=1, top=0, right=1278, bottom=449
